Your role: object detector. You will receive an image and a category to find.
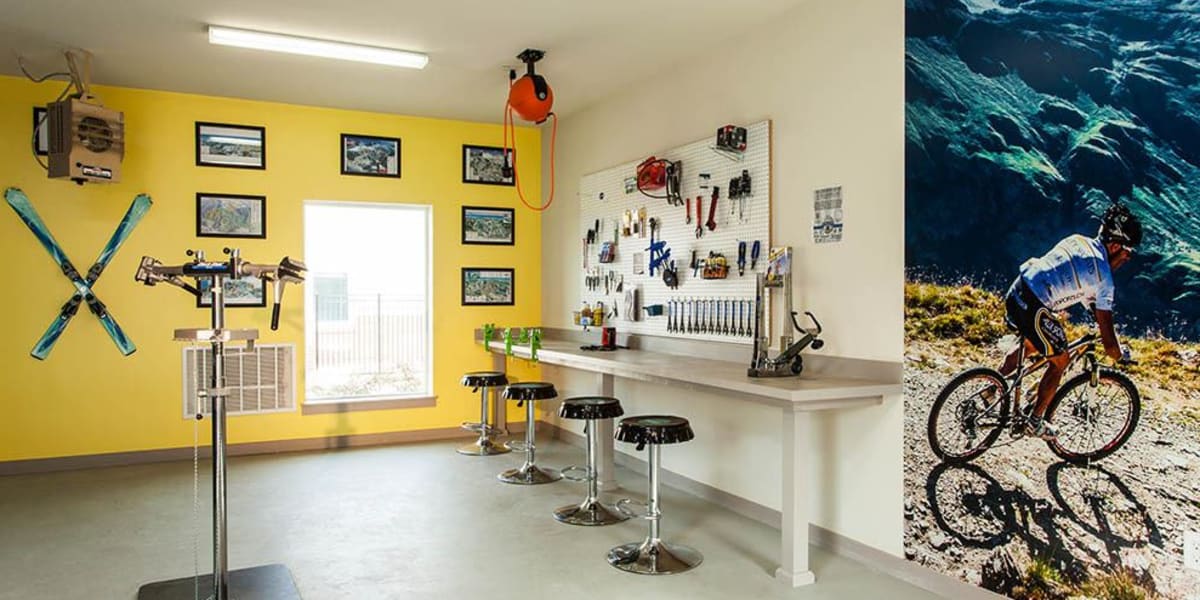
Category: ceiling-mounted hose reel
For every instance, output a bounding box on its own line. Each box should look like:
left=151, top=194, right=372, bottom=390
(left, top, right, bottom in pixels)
left=503, top=48, right=557, bottom=212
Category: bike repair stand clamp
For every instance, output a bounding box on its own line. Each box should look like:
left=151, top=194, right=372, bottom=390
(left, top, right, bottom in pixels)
left=747, top=246, right=825, bottom=378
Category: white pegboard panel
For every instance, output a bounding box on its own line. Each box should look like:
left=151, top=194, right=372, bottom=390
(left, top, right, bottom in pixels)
left=578, top=121, right=771, bottom=344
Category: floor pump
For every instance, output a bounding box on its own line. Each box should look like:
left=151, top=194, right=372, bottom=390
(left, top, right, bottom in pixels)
left=134, top=247, right=306, bottom=600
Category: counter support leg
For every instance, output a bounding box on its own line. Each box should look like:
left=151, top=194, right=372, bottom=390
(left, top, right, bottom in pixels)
left=775, top=408, right=816, bottom=587
left=595, top=372, right=617, bottom=491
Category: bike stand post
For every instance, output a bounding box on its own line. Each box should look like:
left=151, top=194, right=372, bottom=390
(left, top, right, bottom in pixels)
left=136, top=256, right=303, bottom=600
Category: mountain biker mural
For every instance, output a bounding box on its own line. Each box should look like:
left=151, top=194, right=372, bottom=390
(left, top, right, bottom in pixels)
left=905, top=1, right=1200, bottom=598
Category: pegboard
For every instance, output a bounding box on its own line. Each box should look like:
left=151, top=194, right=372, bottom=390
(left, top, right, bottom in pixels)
left=578, top=121, right=771, bottom=344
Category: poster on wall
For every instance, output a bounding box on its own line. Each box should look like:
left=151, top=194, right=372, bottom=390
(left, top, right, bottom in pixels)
left=904, top=2, right=1200, bottom=599
left=812, top=186, right=843, bottom=244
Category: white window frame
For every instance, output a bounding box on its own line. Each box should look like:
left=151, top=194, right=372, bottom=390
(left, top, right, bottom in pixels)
left=302, top=200, right=434, bottom=406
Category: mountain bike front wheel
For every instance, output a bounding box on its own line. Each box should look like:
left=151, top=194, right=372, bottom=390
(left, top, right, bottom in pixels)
left=928, top=368, right=1010, bottom=464
left=1045, top=369, right=1140, bottom=464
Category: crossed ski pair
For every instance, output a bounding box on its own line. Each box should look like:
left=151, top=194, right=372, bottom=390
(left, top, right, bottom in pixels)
left=4, top=188, right=152, bottom=360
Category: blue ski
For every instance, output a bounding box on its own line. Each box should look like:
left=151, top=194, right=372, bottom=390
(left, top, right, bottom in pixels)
left=31, top=193, right=152, bottom=358
left=4, top=188, right=151, bottom=359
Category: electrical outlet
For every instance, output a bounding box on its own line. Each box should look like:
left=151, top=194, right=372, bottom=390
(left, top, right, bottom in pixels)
left=1186, top=530, right=1200, bottom=571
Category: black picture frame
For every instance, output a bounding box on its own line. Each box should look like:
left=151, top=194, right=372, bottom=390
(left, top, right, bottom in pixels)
left=196, top=193, right=267, bottom=239
left=461, top=206, right=515, bottom=246
left=196, top=275, right=268, bottom=308
left=461, top=267, right=515, bottom=306
left=32, top=107, right=48, bottom=156
left=462, top=144, right=515, bottom=186
left=195, top=121, right=266, bottom=169
left=341, top=133, right=402, bottom=178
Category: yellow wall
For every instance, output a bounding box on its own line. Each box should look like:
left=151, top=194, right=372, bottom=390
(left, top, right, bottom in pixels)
left=0, top=75, right=542, bottom=462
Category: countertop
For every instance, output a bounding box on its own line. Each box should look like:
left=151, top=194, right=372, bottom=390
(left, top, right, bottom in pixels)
left=485, top=339, right=902, bottom=410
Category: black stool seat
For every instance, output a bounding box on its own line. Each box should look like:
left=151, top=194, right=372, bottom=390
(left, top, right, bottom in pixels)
left=503, top=382, right=558, bottom=402
left=461, top=371, right=508, bottom=389
left=615, top=415, right=694, bottom=450
left=559, top=397, right=624, bottom=420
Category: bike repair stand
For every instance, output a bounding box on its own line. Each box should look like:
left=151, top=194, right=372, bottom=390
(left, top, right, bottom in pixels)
left=135, top=248, right=306, bottom=600
left=747, top=246, right=825, bottom=378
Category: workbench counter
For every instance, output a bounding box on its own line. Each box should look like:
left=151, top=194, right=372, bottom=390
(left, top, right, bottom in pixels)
left=478, top=332, right=901, bottom=588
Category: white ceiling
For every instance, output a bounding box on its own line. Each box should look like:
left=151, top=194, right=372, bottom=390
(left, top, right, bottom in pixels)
left=0, top=0, right=804, bottom=123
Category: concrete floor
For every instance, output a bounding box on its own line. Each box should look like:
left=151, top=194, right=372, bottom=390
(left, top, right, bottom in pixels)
left=0, top=438, right=943, bottom=600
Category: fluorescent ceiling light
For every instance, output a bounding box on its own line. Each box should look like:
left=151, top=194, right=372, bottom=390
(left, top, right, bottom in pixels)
left=208, top=26, right=428, bottom=69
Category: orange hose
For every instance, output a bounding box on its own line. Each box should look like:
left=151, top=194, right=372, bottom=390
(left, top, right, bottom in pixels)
left=503, top=103, right=556, bottom=212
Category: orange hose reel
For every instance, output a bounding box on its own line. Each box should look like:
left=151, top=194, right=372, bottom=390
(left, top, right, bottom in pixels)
left=503, top=49, right=556, bottom=212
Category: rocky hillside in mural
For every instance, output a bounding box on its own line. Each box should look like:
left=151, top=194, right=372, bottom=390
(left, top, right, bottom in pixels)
left=906, top=0, right=1200, bottom=340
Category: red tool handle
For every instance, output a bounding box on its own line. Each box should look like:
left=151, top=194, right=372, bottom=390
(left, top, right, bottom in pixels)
left=706, top=188, right=719, bottom=231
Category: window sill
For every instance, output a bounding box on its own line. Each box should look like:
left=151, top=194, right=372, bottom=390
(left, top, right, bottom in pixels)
left=302, top=395, right=437, bottom=415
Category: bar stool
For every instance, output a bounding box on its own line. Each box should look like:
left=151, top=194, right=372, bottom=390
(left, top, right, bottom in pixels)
left=498, top=382, right=562, bottom=485
left=553, top=397, right=628, bottom=526
left=458, top=371, right=511, bottom=456
left=608, top=415, right=702, bottom=575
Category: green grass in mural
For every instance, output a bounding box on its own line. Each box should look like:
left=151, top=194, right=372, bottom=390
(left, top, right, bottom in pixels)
left=1014, top=556, right=1066, bottom=600
left=1076, top=571, right=1157, bottom=600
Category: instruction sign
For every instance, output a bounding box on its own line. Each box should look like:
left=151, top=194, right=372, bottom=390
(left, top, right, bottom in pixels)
left=813, top=186, right=844, bottom=244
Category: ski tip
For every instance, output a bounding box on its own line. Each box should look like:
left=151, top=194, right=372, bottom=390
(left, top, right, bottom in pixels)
left=4, top=187, right=26, bottom=203
left=29, top=349, right=49, bottom=361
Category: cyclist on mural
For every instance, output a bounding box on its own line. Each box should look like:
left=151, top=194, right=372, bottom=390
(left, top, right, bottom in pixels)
left=995, top=204, right=1143, bottom=440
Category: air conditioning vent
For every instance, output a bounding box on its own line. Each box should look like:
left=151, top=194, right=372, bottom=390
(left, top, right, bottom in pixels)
left=47, top=98, right=124, bottom=183
left=183, top=344, right=296, bottom=417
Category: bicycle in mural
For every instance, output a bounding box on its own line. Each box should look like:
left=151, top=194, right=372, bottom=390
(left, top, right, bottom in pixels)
left=927, top=319, right=1141, bottom=466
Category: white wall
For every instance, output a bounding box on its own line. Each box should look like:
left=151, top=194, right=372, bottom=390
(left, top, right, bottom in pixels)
left=541, top=0, right=905, bottom=554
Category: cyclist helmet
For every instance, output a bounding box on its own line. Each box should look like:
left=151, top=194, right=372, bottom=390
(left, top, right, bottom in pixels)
left=1098, top=203, right=1143, bottom=248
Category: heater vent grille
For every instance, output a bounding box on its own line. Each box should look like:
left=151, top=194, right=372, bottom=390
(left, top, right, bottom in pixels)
left=182, top=344, right=296, bottom=417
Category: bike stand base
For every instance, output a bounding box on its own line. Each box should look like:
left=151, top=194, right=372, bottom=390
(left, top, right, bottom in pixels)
left=137, top=564, right=301, bottom=600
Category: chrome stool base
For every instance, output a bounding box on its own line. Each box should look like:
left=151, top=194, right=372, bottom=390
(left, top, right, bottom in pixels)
left=456, top=437, right=510, bottom=456
left=553, top=497, right=629, bottom=526
left=498, top=463, right=562, bottom=485
left=607, top=538, right=703, bottom=575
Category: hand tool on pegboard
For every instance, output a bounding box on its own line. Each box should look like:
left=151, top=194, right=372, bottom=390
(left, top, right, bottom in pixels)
left=706, top=187, right=719, bottom=232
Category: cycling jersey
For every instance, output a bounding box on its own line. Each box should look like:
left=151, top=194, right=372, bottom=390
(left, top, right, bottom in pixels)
left=1019, top=234, right=1114, bottom=312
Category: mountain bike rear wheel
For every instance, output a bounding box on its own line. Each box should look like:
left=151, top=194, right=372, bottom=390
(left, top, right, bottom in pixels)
left=928, top=368, right=1009, bottom=464
left=1045, top=369, right=1140, bottom=464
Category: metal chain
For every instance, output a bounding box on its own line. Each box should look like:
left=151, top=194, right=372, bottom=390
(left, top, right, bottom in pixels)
left=193, top=410, right=202, bottom=600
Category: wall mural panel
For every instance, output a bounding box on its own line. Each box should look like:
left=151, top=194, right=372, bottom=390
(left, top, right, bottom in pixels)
left=905, top=1, right=1200, bottom=598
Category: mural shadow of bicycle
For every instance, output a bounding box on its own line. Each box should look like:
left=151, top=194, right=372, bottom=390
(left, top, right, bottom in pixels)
left=924, top=460, right=1161, bottom=584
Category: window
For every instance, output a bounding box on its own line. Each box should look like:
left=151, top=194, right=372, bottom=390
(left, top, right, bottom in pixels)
left=303, top=202, right=431, bottom=402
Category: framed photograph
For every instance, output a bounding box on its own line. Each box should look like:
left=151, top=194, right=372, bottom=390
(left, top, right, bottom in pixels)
left=195, top=122, right=266, bottom=169
left=32, top=107, right=48, bottom=155
left=462, top=268, right=514, bottom=306
left=196, top=193, right=266, bottom=239
left=461, top=206, right=515, bottom=245
left=462, top=144, right=514, bottom=186
left=196, top=275, right=267, bottom=308
left=341, top=133, right=401, bottom=178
